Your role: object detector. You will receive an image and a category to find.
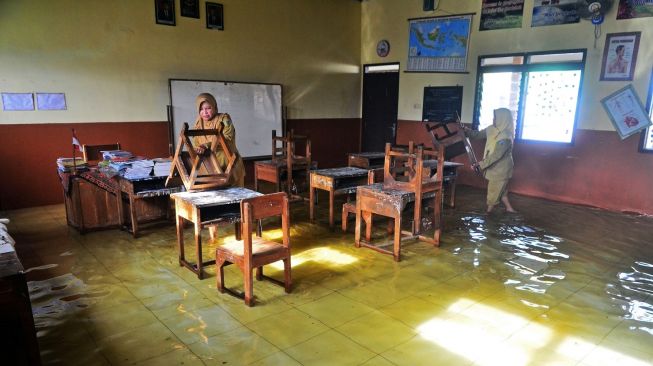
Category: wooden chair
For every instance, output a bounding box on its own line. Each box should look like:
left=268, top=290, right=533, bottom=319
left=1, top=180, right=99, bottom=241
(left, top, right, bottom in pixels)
left=254, top=129, right=313, bottom=201
left=166, top=122, right=236, bottom=191
left=82, top=143, right=120, bottom=164
left=354, top=142, right=445, bottom=261
left=215, top=192, right=291, bottom=306
left=425, top=121, right=479, bottom=171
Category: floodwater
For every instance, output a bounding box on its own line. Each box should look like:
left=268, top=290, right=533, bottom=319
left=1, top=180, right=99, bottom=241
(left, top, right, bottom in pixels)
left=4, top=185, right=653, bottom=365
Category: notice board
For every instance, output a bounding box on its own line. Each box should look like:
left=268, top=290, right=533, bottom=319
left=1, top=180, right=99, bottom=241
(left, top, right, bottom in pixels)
left=422, top=86, right=463, bottom=123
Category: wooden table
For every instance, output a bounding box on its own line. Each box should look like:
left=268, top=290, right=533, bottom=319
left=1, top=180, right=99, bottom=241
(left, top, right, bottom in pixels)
left=117, top=175, right=181, bottom=237
left=309, top=167, right=370, bottom=229
left=348, top=152, right=463, bottom=208
left=78, top=171, right=181, bottom=237
left=171, top=187, right=262, bottom=279
left=0, top=249, right=41, bottom=365
left=348, top=152, right=385, bottom=169
left=253, top=159, right=317, bottom=196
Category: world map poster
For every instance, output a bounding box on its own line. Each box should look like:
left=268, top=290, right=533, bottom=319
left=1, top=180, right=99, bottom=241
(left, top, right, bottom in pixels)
left=407, top=14, right=472, bottom=73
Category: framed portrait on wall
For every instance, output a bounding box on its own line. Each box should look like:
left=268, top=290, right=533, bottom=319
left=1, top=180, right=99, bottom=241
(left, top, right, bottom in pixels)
left=601, top=84, right=652, bottom=140
left=206, top=2, right=224, bottom=30
left=181, top=0, right=200, bottom=19
left=600, top=32, right=640, bottom=81
left=155, top=0, right=175, bottom=26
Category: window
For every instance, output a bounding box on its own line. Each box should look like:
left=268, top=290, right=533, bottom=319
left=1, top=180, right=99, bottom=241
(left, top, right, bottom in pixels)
left=474, top=50, right=586, bottom=143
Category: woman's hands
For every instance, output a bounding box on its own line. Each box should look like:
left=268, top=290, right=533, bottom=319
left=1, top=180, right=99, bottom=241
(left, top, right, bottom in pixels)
left=195, top=145, right=209, bottom=155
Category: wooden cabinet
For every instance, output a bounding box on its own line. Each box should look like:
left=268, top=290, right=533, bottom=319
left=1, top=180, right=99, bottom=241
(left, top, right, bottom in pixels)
left=63, top=175, right=120, bottom=233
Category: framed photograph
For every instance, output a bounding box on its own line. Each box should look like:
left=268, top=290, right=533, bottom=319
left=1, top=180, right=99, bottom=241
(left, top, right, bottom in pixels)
left=600, top=32, right=640, bottom=81
left=181, top=0, right=200, bottom=19
left=638, top=67, right=653, bottom=153
left=155, top=0, right=175, bottom=26
left=206, top=2, right=224, bottom=30
left=601, top=84, right=652, bottom=140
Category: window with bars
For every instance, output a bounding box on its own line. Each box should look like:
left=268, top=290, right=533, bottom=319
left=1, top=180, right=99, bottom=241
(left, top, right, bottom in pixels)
left=474, top=50, right=586, bottom=143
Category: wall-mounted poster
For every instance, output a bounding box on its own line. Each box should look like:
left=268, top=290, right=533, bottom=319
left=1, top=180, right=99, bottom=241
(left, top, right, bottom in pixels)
left=480, top=0, right=524, bottom=31
left=407, top=14, right=472, bottom=73
left=600, top=32, right=640, bottom=81
left=155, top=0, right=175, bottom=26
left=617, top=0, right=653, bottom=19
left=531, top=0, right=580, bottom=27
left=601, top=85, right=652, bottom=140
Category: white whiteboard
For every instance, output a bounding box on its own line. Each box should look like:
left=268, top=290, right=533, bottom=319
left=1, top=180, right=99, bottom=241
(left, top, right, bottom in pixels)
left=169, top=79, right=283, bottom=158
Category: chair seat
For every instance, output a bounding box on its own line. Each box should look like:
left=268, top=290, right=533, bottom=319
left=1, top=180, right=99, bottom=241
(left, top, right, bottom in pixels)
left=218, top=237, right=285, bottom=257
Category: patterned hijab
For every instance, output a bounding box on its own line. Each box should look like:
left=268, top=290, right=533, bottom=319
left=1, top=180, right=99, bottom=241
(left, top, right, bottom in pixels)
left=484, top=108, right=514, bottom=157
left=194, top=93, right=218, bottom=126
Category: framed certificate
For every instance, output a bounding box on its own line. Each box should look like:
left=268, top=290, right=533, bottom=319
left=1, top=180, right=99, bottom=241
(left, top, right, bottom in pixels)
left=601, top=84, right=652, bottom=140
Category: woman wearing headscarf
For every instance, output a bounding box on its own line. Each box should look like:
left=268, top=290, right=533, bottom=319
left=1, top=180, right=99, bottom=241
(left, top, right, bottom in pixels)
left=465, top=108, right=516, bottom=213
left=193, top=92, right=245, bottom=187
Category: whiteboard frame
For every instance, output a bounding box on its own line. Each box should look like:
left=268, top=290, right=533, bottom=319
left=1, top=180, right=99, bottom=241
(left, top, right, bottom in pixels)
left=168, top=78, right=284, bottom=159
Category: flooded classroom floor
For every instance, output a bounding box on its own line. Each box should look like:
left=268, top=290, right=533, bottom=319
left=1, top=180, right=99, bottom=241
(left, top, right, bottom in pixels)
left=4, top=185, right=653, bottom=366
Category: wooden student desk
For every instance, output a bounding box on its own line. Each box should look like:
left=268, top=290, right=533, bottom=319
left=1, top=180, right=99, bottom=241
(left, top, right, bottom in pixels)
left=60, top=169, right=180, bottom=237
left=171, top=187, right=262, bottom=279
left=309, top=167, right=371, bottom=229
left=348, top=152, right=463, bottom=208
left=253, top=159, right=317, bottom=196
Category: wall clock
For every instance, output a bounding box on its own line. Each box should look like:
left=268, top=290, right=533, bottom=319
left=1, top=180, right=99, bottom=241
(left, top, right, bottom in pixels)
left=376, top=39, right=390, bottom=57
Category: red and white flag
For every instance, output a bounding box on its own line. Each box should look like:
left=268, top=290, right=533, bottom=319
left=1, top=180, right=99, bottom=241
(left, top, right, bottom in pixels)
left=72, top=129, right=82, bottom=152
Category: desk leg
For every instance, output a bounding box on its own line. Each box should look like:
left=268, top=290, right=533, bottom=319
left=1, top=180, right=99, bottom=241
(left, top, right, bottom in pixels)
left=129, top=195, right=139, bottom=238
left=448, top=178, right=457, bottom=208
left=354, top=200, right=361, bottom=248
left=176, top=214, right=185, bottom=266
left=116, top=192, right=125, bottom=232
left=309, top=185, right=315, bottom=222
left=328, top=189, right=335, bottom=229
left=195, top=219, right=203, bottom=280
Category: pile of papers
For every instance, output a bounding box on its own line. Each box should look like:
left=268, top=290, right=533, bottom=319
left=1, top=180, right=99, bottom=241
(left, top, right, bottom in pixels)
left=153, top=158, right=172, bottom=177
left=123, top=159, right=155, bottom=180
left=57, top=157, right=88, bottom=172
left=101, top=150, right=133, bottom=162
left=0, top=218, right=15, bottom=254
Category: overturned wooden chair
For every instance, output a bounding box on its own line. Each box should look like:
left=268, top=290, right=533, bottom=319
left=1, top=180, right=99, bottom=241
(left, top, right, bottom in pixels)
left=166, top=122, right=236, bottom=191
left=354, top=142, right=445, bottom=261
left=215, top=192, right=291, bottom=306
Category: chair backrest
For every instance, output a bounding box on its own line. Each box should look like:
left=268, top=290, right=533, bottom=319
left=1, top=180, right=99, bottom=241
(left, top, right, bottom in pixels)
left=425, top=121, right=478, bottom=165
left=271, top=129, right=311, bottom=163
left=240, top=192, right=290, bottom=254
left=382, top=142, right=444, bottom=195
left=83, top=143, right=120, bottom=163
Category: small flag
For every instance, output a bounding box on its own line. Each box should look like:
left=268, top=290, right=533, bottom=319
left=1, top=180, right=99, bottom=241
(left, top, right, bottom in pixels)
left=72, top=129, right=82, bottom=152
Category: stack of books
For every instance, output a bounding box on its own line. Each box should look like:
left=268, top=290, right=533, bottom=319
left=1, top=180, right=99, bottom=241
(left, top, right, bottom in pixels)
left=153, top=158, right=172, bottom=177
left=56, top=157, right=88, bottom=172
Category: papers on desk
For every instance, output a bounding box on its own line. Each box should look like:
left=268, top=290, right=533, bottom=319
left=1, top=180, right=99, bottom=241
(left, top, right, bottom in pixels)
left=123, top=159, right=155, bottom=180
left=56, top=157, right=88, bottom=172
left=153, top=158, right=172, bottom=177
left=102, top=150, right=133, bottom=161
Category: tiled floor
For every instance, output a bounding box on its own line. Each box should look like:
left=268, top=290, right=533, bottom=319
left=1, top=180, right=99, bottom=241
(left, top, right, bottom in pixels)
left=4, top=186, right=653, bottom=365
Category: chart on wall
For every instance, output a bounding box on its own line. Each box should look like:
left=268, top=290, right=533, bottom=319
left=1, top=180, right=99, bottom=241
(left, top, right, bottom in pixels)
left=406, top=14, right=472, bottom=73
left=169, top=79, right=282, bottom=159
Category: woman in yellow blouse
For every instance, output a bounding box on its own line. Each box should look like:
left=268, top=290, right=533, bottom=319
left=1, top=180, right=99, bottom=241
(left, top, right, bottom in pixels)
left=193, top=93, right=245, bottom=187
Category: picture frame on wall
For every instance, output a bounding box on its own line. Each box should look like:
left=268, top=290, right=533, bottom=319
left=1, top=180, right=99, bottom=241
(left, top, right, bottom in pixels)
left=601, top=84, right=652, bottom=140
left=181, top=0, right=200, bottom=19
left=206, top=2, right=224, bottom=30
left=600, top=32, right=640, bottom=81
left=155, top=0, right=175, bottom=26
